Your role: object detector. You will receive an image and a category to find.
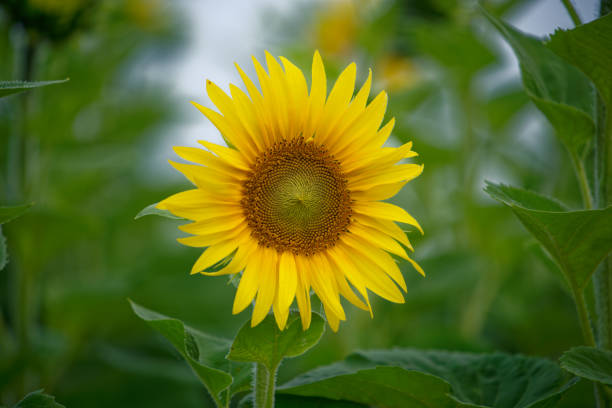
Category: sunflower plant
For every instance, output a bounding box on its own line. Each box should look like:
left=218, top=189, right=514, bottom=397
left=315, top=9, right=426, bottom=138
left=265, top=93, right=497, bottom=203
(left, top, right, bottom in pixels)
left=133, top=1, right=612, bottom=400
left=137, top=50, right=425, bottom=407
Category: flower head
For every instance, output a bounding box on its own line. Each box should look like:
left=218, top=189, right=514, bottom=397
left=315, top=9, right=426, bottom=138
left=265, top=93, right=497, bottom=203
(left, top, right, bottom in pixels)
left=158, top=51, right=424, bottom=331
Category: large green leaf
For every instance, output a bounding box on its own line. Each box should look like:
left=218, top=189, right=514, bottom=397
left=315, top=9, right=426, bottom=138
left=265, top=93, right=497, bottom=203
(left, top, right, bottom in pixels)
left=0, top=79, right=69, bottom=98
left=485, top=182, right=612, bottom=289
left=0, top=203, right=33, bottom=225
left=483, top=9, right=595, bottom=158
left=11, top=390, right=65, bottom=408
left=129, top=300, right=251, bottom=407
left=134, top=202, right=183, bottom=220
left=279, top=349, right=577, bottom=408
left=547, top=13, right=612, bottom=107
left=227, top=311, right=325, bottom=371
left=560, top=346, right=612, bottom=386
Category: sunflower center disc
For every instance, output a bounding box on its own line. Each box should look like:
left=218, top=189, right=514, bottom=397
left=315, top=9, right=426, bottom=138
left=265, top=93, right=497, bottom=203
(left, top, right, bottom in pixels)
left=241, top=138, right=352, bottom=256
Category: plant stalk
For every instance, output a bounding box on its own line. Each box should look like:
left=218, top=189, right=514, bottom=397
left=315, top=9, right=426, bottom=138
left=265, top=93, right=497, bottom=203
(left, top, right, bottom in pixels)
left=573, top=154, right=593, bottom=209
left=254, top=363, right=277, bottom=408
left=560, top=0, right=582, bottom=26
left=574, top=282, right=607, bottom=408
left=594, top=96, right=612, bottom=350
left=11, top=29, right=38, bottom=397
left=572, top=285, right=597, bottom=347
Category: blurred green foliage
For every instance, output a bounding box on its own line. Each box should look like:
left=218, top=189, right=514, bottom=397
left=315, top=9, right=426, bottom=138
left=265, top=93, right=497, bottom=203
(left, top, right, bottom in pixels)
left=0, top=0, right=603, bottom=406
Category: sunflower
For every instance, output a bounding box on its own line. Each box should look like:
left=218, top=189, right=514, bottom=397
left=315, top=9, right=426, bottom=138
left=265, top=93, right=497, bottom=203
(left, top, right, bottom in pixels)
left=158, top=51, right=424, bottom=331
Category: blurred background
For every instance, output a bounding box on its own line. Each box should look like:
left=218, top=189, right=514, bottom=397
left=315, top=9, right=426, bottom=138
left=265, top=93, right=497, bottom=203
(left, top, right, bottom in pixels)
left=0, top=0, right=602, bottom=406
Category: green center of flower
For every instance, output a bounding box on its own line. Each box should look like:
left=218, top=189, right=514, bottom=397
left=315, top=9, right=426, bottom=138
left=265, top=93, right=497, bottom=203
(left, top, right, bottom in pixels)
left=241, top=137, right=352, bottom=256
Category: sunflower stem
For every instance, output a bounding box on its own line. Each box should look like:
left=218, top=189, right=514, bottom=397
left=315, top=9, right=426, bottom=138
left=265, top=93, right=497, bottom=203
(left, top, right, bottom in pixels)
left=560, top=0, right=582, bottom=26
left=254, top=363, right=277, bottom=408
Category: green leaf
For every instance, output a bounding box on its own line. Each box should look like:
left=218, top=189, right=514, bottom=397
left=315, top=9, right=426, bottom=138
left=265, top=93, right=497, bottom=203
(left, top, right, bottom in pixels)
left=12, top=390, right=65, bottom=408
left=560, top=346, right=612, bottom=386
left=0, top=79, right=69, bottom=99
left=129, top=300, right=251, bottom=407
left=482, top=8, right=595, bottom=158
left=227, top=311, right=325, bottom=370
left=134, top=202, right=183, bottom=220
left=279, top=349, right=577, bottom=408
left=0, top=203, right=33, bottom=225
left=547, top=13, right=612, bottom=107
left=484, top=183, right=567, bottom=212
left=485, top=182, right=612, bottom=289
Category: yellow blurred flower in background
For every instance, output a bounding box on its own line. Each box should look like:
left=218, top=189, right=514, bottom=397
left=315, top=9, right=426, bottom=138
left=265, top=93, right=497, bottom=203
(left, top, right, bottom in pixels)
left=314, top=0, right=358, bottom=56
left=376, top=55, right=420, bottom=93
left=28, top=0, right=87, bottom=18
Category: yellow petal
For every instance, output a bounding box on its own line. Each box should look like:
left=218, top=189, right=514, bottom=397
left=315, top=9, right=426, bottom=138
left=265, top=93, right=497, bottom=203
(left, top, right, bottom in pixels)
left=406, top=256, right=425, bottom=277
left=348, top=164, right=423, bottom=191
left=206, top=79, right=263, bottom=155
left=316, top=252, right=367, bottom=312
left=190, top=100, right=257, bottom=160
left=278, top=252, right=298, bottom=312
left=252, top=55, right=283, bottom=143
left=323, top=303, right=340, bottom=332
left=370, top=116, right=395, bottom=149
left=349, top=222, right=409, bottom=260
left=178, top=223, right=247, bottom=248
left=351, top=182, right=407, bottom=202
left=166, top=200, right=243, bottom=221
left=315, top=62, right=356, bottom=145
left=353, top=214, right=413, bottom=251
left=273, top=291, right=290, bottom=331
left=327, top=248, right=373, bottom=317
left=178, top=214, right=244, bottom=235
left=294, top=255, right=312, bottom=330
left=342, top=140, right=412, bottom=175
left=168, top=160, right=241, bottom=194
left=264, top=51, right=290, bottom=138
left=353, top=201, right=423, bottom=234
left=158, top=189, right=234, bottom=210
left=304, top=50, right=327, bottom=140
left=198, top=140, right=251, bottom=171
left=201, top=235, right=257, bottom=276
left=309, top=254, right=346, bottom=320
left=331, top=91, right=387, bottom=159
left=342, top=233, right=407, bottom=292
left=233, top=246, right=264, bottom=314
left=251, top=247, right=278, bottom=326
left=335, top=242, right=404, bottom=304
left=323, top=69, right=372, bottom=148
left=279, top=56, right=309, bottom=138
left=173, top=146, right=247, bottom=180
left=228, top=82, right=267, bottom=154
left=191, top=239, right=240, bottom=275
